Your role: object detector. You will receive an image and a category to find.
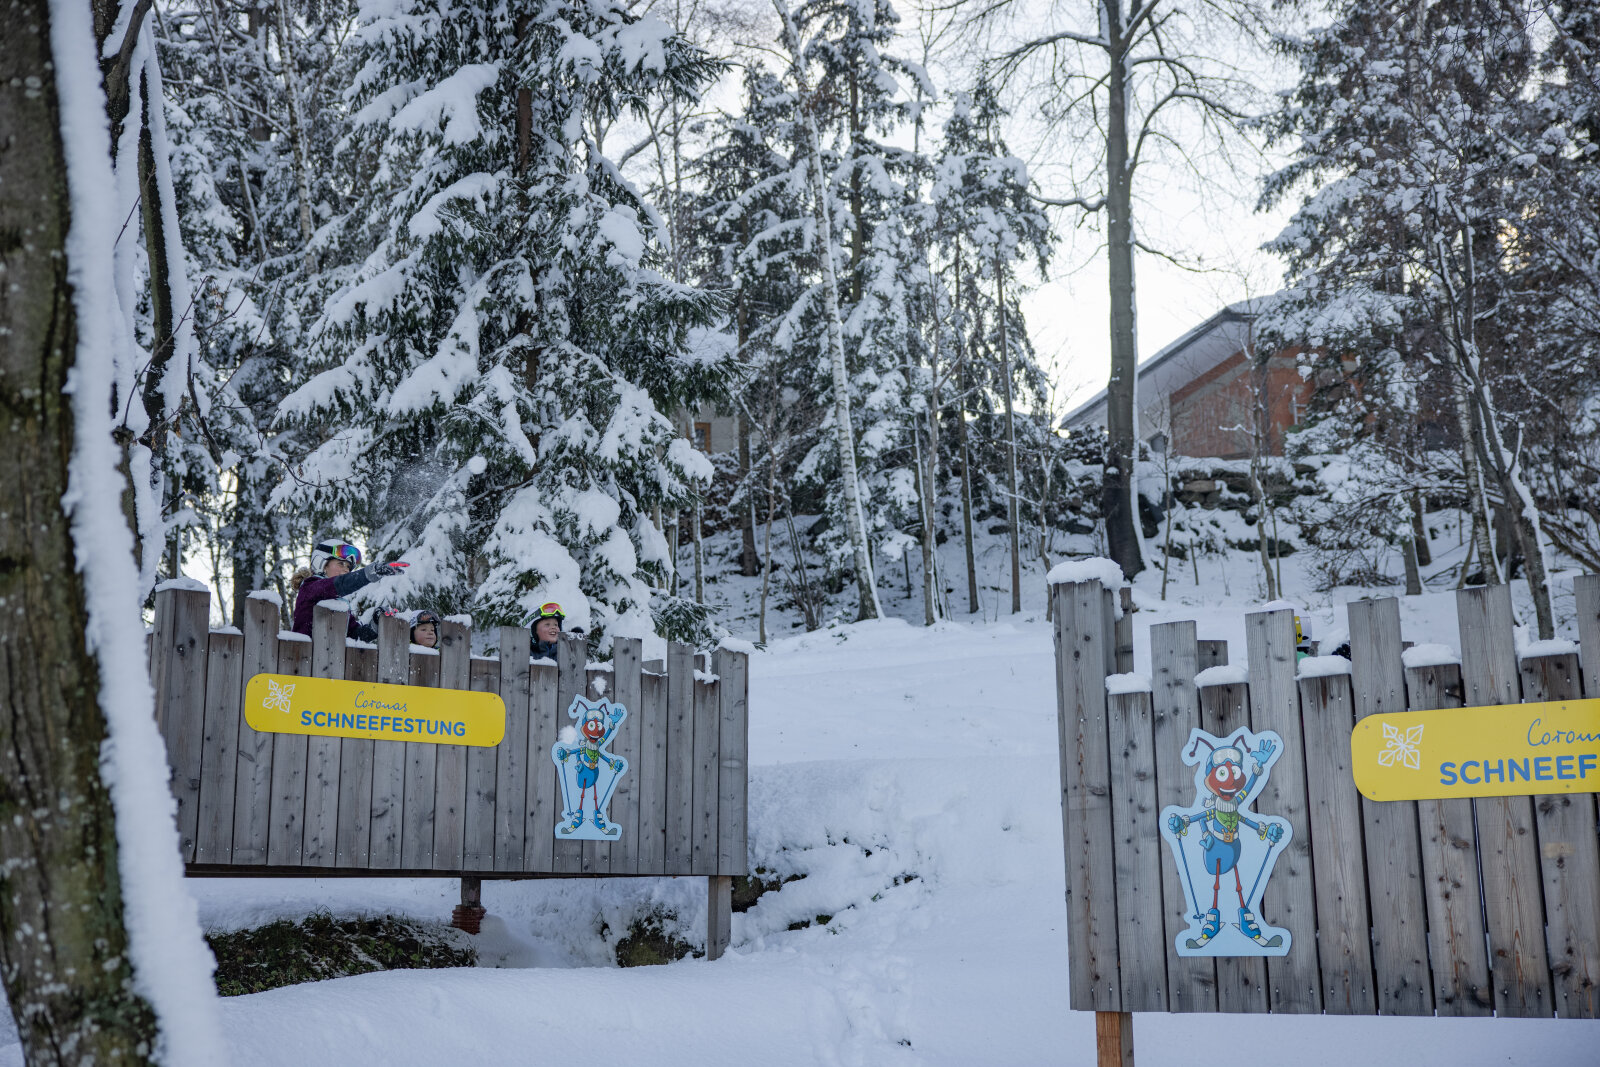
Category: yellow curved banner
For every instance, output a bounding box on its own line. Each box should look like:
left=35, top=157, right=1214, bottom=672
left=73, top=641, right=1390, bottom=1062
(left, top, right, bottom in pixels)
left=245, top=673, right=505, bottom=747
left=1351, top=699, right=1600, bottom=801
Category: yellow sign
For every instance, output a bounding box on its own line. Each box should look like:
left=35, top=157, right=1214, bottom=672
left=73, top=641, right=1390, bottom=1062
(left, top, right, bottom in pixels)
left=245, top=673, right=505, bottom=747
left=1351, top=699, right=1600, bottom=801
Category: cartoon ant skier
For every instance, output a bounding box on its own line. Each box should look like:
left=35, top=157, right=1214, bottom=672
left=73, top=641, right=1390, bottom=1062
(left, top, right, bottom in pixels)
left=1165, top=731, right=1287, bottom=949
left=554, top=699, right=627, bottom=838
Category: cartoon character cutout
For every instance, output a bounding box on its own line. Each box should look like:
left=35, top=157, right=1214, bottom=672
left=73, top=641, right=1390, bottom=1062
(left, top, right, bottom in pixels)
left=553, top=696, right=628, bottom=840
left=1159, top=727, right=1292, bottom=956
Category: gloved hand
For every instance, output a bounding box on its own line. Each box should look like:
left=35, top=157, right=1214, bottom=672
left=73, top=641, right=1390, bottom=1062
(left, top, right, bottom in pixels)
left=1167, top=813, right=1188, bottom=837
left=369, top=561, right=408, bottom=577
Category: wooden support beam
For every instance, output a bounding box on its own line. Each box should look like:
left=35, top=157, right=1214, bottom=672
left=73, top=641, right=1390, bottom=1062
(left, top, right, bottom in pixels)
left=1094, top=1011, right=1133, bottom=1067
left=707, top=874, right=732, bottom=961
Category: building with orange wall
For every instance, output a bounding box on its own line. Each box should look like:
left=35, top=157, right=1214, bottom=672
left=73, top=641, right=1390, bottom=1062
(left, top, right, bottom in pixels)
left=1061, top=298, right=1312, bottom=460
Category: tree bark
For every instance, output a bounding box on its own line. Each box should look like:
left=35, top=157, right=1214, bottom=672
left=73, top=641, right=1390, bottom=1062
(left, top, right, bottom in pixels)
left=1102, top=0, right=1145, bottom=579
left=0, top=3, right=161, bottom=1060
left=953, top=244, right=978, bottom=613
left=996, top=258, right=1021, bottom=613
left=137, top=64, right=176, bottom=442
left=777, top=2, right=880, bottom=620
left=275, top=0, right=316, bottom=272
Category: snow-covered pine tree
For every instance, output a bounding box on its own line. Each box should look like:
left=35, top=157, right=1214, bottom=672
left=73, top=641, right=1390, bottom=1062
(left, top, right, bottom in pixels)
left=1262, top=0, right=1560, bottom=635
left=275, top=0, right=730, bottom=645
left=930, top=83, right=1052, bottom=613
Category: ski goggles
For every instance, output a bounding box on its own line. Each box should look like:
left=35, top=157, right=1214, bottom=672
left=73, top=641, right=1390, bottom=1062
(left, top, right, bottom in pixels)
left=330, top=543, right=363, bottom=566
left=534, top=602, right=564, bottom=621
left=413, top=610, right=441, bottom=627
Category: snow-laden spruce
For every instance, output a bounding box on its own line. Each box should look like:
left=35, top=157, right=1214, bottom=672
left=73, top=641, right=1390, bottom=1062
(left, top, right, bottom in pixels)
left=274, top=0, right=730, bottom=643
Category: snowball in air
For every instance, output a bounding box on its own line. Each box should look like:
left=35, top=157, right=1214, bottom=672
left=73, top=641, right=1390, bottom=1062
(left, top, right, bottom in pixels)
left=466, top=455, right=488, bottom=475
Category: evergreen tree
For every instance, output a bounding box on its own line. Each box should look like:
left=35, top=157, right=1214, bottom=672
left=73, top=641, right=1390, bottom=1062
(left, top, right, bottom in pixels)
left=275, top=0, right=730, bottom=645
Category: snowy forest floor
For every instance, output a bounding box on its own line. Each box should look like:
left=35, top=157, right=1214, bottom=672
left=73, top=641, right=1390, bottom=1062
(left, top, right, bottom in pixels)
left=4, top=520, right=1599, bottom=1064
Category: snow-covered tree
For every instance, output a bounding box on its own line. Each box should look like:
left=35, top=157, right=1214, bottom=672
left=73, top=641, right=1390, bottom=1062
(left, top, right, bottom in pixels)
left=275, top=0, right=731, bottom=645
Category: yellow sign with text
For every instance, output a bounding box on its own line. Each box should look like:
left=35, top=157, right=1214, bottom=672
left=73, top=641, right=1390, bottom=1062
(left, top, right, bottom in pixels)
left=245, top=673, right=505, bottom=747
left=1351, top=699, right=1600, bottom=801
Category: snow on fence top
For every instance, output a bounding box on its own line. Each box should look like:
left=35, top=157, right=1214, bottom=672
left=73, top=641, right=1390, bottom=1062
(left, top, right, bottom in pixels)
left=1297, top=655, right=1352, bottom=679
left=1401, top=643, right=1459, bottom=669
left=1194, top=663, right=1249, bottom=687
left=1106, top=672, right=1152, bottom=695
left=1519, top=637, right=1579, bottom=659
left=1046, top=557, right=1125, bottom=591
left=154, top=576, right=209, bottom=593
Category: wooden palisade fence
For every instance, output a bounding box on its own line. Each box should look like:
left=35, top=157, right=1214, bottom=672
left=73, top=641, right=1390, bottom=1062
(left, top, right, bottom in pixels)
left=1054, top=573, right=1600, bottom=1060
left=148, top=584, right=750, bottom=957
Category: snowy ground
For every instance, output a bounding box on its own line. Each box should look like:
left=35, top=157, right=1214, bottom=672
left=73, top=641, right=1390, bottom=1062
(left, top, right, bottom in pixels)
left=4, top=521, right=1597, bottom=1064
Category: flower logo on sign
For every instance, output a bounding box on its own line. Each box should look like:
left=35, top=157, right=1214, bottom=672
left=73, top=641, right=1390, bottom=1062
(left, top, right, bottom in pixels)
left=1378, top=722, right=1423, bottom=770
left=262, top=679, right=296, bottom=715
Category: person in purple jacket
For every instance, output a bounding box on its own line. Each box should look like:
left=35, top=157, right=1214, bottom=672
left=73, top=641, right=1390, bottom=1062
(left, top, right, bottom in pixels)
left=289, top=540, right=407, bottom=641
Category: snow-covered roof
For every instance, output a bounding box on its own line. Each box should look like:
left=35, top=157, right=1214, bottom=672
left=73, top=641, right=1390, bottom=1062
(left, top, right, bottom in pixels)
left=1061, top=296, right=1280, bottom=432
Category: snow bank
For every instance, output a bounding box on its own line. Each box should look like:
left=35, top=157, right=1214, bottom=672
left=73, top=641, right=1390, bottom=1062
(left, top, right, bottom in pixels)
left=1297, top=656, right=1352, bottom=679
left=1106, top=672, right=1152, bottom=695
left=1402, top=643, right=1459, bottom=669
left=1045, top=557, right=1124, bottom=590
left=49, top=0, right=227, bottom=1059
left=1195, top=664, right=1249, bottom=687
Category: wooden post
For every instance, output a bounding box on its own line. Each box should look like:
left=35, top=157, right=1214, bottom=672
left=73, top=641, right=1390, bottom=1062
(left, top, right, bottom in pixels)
left=523, top=659, right=559, bottom=872
left=368, top=613, right=410, bottom=868
left=1107, top=687, right=1167, bottom=1011
left=431, top=617, right=471, bottom=871
left=267, top=633, right=313, bottom=866
left=491, top=626, right=531, bottom=872
left=612, top=637, right=645, bottom=875
left=400, top=643, right=441, bottom=869
left=1196, top=640, right=1227, bottom=670
left=1114, top=586, right=1135, bottom=674
left=1406, top=659, right=1493, bottom=1015
left=1457, top=584, right=1552, bottom=1018
left=195, top=628, right=243, bottom=864
left=452, top=875, right=485, bottom=935
left=150, top=584, right=210, bottom=863
left=552, top=631, right=587, bottom=873
left=303, top=602, right=347, bottom=867
left=1345, top=596, right=1432, bottom=1015
left=1150, top=620, right=1215, bottom=1013
left=1520, top=646, right=1600, bottom=1019
left=232, top=593, right=280, bottom=864
left=1094, top=1011, right=1133, bottom=1067
left=336, top=641, right=378, bottom=867
left=707, top=875, right=733, bottom=961
left=713, top=646, right=749, bottom=878
left=665, top=641, right=696, bottom=876
left=1298, top=668, right=1377, bottom=1014
left=1196, top=676, right=1268, bottom=1014
left=1054, top=578, right=1120, bottom=1012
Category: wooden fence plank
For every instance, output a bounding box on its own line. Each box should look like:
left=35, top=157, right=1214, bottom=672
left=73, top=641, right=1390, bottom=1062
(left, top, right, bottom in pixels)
left=401, top=647, right=441, bottom=869
left=463, top=656, right=500, bottom=873
left=151, top=586, right=209, bottom=862
left=1197, top=678, right=1268, bottom=1014
left=431, top=619, right=471, bottom=870
left=266, top=634, right=313, bottom=866
left=1299, top=671, right=1377, bottom=1014
left=523, top=661, right=558, bottom=873
left=637, top=667, right=668, bottom=875
left=612, top=638, right=645, bottom=875
left=1346, top=597, right=1432, bottom=1015
left=1150, top=620, right=1215, bottom=1013
left=1054, top=579, right=1120, bottom=1012
left=490, top=626, right=530, bottom=872
left=1406, top=660, right=1493, bottom=1016
left=1457, top=584, right=1552, bottom=1018
left=1245, top=607, right=1322, bottom=1014
left=691, top=674, right=721, bottom=876
left=583, top=667, right=611, bottom=874
left=552, top=633, right=587, bottom=873
left=1565, top=571, right=1600, bottom=1018
left=1521, top=650, right=1600, bottom=1019
left=1107, top=688, right=1168, bottom=1012
left=232, top=595, right=280, bottom=864
left=665, top=641, right=697, bottom=876
left=1197, top=640, right=1228, bottom=671
left=714, top=647, right=749, bottom=878
left=195, top=630, right=243, bottom=864
left=336, top=642, right=377, bottom=867
left=368, top=614, right=410, bottom=869
left=302, top=604, right=346, bottom=867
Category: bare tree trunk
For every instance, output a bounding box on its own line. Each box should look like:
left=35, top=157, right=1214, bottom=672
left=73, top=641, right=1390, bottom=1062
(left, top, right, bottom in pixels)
left=953, top=245, right=978, bottom=613
left=275, top=0, right=316, bottom=272
left=693, top=500, right=704, bottom=604
left=1410, top=491, right=1432, bottom=566
left=759, top=427, right=778, bottom=645
left=1453, top=377, right=1499, bottom=584
left=777, top=1, right=880, bottom=620
left=0, top=4, right=160, bottom=1057
left=997, top=258, right=1021, bottom=613
left=1101, top=0, right=1145, bottom=580
left=1402, top=536, right=1422, bottom=596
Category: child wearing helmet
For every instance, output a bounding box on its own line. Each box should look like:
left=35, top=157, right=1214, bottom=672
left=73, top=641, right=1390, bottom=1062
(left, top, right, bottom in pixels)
left=289, top=540, right=408, bottom=641
left=531, top=602, right=564, bottom=659
left=411, top=609, right=442, bottom=649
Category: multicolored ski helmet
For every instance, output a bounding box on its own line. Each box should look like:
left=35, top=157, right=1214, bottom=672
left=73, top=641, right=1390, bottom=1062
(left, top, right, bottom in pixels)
left=311, top=540, right=362, bottom=573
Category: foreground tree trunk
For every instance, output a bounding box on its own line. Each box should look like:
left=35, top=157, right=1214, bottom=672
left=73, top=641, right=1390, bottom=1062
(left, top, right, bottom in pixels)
left=0, top=2, right=161, bottom=1060
left=1101, top=0, right=1145, bottom=580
